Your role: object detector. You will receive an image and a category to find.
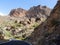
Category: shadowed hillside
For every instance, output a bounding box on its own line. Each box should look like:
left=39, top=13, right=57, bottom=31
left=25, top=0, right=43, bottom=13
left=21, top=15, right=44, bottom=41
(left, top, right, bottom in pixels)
left=26, top=0, right=60, bottom=45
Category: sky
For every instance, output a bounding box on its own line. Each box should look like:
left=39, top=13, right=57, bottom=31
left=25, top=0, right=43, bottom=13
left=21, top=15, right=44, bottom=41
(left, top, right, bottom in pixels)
left=0, top=0, right=57, bottom=15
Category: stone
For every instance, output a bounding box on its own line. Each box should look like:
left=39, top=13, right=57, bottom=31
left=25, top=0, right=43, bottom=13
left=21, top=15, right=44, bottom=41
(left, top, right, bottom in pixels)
left=9, top=8, right=27, bottom=17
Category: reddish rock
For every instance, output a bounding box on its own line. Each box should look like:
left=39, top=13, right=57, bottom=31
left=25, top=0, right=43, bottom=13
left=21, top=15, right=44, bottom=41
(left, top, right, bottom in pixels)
left=9, top=8, right=27, bottom=17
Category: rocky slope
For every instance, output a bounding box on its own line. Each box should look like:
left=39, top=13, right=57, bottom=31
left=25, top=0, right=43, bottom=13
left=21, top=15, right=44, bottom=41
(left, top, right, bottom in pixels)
left=26, top=0, right=60, bottom=45
left=0, top=5, right=51, bottom=43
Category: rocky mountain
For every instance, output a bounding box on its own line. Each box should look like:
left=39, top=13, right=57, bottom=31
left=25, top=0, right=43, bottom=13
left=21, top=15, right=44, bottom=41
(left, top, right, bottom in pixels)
left=9, top=8, right=27, bottom=17
left=26, top=0, right=60, bottom=45
left=9, top=5, right=51, bottom=19
left=0, top=4, right=51, bottom=44
left=9, top=5, right=51, bottom=25
left=26, top=5, right=51, bottom=18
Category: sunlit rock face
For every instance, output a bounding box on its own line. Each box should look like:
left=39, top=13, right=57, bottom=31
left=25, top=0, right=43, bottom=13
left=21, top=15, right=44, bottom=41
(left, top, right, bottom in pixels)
left=26, top=0, right=60, bottom=45
left=9, top=8, right=27, bottom=17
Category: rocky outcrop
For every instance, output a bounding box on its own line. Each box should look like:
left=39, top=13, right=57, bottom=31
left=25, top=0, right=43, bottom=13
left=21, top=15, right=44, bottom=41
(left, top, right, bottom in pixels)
left=26, top=0, right=60, bottom=45
left=9, top=5, right=51, bottom=20
left=26, top=5, right=51, bottom=18
left=9, top=8, right=27, bottom=17
left=26, top=5, right=51, bottom=23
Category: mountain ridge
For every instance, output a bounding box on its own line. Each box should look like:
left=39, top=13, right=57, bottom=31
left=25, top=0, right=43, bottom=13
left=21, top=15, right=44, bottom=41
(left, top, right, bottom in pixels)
left=9, top=5, right=51, bottom=18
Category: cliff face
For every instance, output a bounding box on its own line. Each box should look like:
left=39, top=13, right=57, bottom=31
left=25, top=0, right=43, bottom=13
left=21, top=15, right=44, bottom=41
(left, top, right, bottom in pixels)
left=26, top=1, right=60, bottom=45
left=9, top=8, right=27, bottom=17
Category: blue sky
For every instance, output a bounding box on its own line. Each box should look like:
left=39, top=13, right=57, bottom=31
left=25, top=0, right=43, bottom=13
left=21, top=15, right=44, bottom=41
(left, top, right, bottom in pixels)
left=0, top=0, right=57, bottom=15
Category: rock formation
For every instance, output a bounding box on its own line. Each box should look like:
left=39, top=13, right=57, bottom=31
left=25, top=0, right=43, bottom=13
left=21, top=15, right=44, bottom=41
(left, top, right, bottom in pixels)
left=26, top=5, right=51, bottom=18
left=9, top=8, right=27, bottom=17
left=9, top=5, right=51, bottom=25
left=26, top=0, right=60, bottom=45
left=9, top=5, right=51, bottom=20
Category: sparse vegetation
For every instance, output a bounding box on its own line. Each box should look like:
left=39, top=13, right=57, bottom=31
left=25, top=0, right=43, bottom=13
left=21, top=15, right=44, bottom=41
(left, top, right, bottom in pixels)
left=0, top=16, right=41, bottom=41
left=32, top=22, right=39, bottom=28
